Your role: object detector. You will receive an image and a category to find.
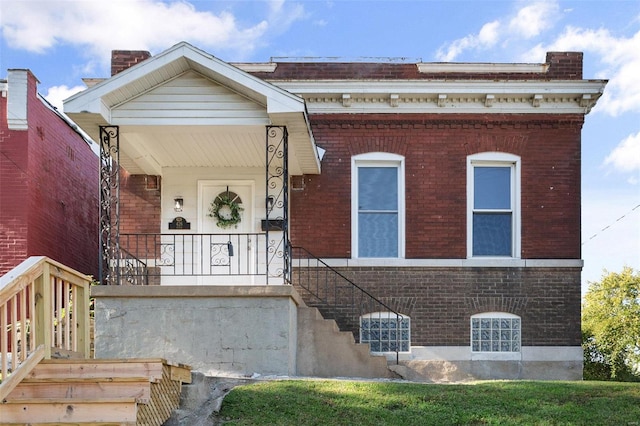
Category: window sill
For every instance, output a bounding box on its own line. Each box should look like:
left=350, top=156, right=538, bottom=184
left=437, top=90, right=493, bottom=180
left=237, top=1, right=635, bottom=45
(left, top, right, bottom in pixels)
left=315, top=258, right=583, bottom=268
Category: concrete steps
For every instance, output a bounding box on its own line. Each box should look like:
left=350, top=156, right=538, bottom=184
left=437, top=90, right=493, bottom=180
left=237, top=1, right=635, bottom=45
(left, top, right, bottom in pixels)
left=296, top=306, right=397, bottom=378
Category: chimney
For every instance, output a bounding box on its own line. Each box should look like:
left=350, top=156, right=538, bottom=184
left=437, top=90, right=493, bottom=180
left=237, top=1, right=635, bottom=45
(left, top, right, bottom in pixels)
left=546, top=52, right=583, bottom=80
left=111, top=50, right=152, bottom=76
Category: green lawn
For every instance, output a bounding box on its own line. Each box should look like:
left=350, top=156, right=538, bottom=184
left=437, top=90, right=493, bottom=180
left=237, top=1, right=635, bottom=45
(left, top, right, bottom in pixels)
left=218, top=379, right=640, bottom=425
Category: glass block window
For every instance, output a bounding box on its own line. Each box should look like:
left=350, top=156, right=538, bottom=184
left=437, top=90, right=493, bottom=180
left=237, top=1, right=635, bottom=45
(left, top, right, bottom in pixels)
left=471, top=314, right=521, bottom=352
left=360, top=312, right=410, bottom=352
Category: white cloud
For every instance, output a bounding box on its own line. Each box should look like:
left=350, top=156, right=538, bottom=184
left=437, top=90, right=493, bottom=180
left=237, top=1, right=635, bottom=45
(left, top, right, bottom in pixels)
left=604, top=131, right=640, bottom=174
left=436, top=21, right=500, bottom=61
left=523, top=26, right=640, bottom=116
left=508, top=2, right=559, bottom=39
left=44, top=85, right=86, bottom=111
left=0, top=0, right=305, bottom=66
left=436, top=1, right=558, bottom=61
left=268, top=0, right=306, bottom=30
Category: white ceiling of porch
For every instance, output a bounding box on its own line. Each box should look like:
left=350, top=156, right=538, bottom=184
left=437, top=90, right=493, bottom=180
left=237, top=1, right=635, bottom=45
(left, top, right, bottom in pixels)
left=119, top=125, right=267, bottom=174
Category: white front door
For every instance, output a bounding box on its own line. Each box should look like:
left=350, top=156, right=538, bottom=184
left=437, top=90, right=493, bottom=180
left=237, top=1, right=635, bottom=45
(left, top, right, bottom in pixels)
left=198, top=180, right=255, bottom=284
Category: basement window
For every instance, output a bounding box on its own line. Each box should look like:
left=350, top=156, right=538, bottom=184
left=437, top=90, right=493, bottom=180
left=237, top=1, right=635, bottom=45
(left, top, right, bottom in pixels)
left=471, top=312, right=521, bottom=352
left=360, top=312, right=410, bottom=352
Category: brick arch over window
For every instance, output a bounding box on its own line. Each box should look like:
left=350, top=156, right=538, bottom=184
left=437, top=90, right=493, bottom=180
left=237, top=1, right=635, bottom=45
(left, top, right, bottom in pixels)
left=378, top=296, right=418, bottom=317
left=348, top=138, right=409, bottom=157
left=465, top=296, right=529, bottom=316
left=463, top=135, right=530, bottom=156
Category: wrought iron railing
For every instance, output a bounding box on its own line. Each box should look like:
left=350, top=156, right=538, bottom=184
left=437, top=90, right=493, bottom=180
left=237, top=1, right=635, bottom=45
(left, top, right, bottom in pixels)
left=115, top=233, right=286, bottom=284
left=116, top=247, right=148, bottom=286
left=290, top=246, right=405, bottom=363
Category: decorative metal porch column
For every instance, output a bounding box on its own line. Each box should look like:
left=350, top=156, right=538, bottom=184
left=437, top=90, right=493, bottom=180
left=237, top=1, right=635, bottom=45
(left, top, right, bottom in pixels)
left=265, top=126, right=289, bottom=284
left=99, top=126, right=120, bottom=285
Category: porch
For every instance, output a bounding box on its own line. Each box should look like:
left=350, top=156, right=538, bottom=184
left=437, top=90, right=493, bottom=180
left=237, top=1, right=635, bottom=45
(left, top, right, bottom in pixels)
left=62, top=43, right=322, bottom=287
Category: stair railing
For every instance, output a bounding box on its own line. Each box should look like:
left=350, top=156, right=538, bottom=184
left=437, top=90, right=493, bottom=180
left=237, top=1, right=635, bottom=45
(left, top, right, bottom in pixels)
left=290, top=246, right=405, bottom=364
left=0, top=257, right=91, bottom=400
left=118, top=247, right=149, bottom=285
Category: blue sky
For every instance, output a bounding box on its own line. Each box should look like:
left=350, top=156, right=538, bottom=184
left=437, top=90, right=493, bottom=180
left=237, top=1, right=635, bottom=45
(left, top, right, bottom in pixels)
left=1, top=0, right=638, bottom=294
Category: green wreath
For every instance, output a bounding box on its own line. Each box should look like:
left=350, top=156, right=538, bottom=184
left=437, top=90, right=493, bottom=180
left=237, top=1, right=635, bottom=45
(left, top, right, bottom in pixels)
left=208, top=193, right=244, bottom=229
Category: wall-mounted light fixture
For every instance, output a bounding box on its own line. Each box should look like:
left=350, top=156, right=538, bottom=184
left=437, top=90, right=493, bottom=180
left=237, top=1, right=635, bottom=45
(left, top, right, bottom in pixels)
left=266, top=196, right=275, bottom=211
left=174, top=197, right=184, bottom=212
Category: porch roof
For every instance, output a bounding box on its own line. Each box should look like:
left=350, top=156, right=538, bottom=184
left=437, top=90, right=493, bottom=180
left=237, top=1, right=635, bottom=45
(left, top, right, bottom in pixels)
left=63, top=42, right=321, bottom=176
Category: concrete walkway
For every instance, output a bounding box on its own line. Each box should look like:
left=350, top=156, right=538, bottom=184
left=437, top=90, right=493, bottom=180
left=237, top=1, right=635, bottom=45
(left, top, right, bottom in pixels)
left=163, top=374, right=255, bottom=426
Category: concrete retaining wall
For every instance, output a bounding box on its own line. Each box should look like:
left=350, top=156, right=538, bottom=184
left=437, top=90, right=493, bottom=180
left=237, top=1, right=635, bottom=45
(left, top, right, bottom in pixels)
left=92, top=285, right=302, bottom=377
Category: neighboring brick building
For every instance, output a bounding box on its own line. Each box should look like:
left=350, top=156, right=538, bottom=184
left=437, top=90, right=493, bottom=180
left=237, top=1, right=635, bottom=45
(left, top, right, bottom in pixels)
left=64, top=43, right=606, bottom=380
left=0, top=70, right=99, bottom=277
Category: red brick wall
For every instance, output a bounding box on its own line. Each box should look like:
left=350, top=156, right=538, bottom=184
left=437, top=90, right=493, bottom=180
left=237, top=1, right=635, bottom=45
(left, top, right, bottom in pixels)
left=119, top=172, right=161, bottom=234
left=290, top=113, right=583, bottom=260
left=111, top=50, right=151, bottom=76
left=1, top=71, right=99, bottom=277
left=545, top=52, right=583, bottom=79
left=293, top=266, right=582, bottom=346
left=0, top=88, right=29, bottom=273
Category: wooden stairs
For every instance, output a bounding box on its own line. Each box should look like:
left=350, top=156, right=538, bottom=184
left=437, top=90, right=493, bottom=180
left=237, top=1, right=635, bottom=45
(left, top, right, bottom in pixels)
left=1, top=358, right=191, bottom=425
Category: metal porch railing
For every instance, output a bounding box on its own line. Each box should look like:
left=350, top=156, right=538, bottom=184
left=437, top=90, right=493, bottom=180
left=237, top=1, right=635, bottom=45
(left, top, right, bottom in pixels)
left=290, top=246, right=405, bottom=363
left=114, top=233, right=285, bottom=284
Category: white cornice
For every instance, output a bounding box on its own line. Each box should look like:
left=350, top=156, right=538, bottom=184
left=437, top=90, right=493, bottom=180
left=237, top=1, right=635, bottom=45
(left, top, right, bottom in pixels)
left=232, top=63, right=277, bottom=73
left=270, top=79, right=607, bottom=114
left=234, top=62, right=548, bottom=74
left=417, top=62, right=548, bottom=73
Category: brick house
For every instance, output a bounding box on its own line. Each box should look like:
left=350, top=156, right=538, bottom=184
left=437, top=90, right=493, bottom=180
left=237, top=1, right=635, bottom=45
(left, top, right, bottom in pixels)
left=64, top=42, right=606, bottom=380
left=0, top=70, right=99, bottom=278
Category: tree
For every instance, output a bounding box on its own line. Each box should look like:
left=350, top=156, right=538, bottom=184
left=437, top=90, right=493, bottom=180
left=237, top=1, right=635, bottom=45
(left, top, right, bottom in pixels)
left=582, top=267, right=640, bottom=381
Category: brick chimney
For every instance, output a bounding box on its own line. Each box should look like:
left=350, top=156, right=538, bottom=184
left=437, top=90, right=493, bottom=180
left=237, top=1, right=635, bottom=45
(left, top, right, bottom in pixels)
left=546, top=52, right=583, bottom=79
left=111, top=50, right=152, bottom=76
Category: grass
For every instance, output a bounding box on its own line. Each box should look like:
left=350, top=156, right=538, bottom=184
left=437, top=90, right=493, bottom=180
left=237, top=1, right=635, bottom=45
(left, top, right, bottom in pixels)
left=218, top=379, right=640, bottom=425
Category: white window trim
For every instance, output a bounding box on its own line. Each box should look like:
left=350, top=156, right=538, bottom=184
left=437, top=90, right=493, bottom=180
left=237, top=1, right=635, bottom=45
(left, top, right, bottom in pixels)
left=360, top=311, right=411, bottom=354
left=470, top=312, right=522, bottom=361
left=466, top=152, right=521, bottom=259
left=351, top=153, right=405, bottom=259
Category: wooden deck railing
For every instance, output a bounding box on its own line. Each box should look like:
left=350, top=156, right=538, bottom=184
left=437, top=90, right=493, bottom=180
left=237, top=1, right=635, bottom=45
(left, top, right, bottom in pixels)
left=0, top=257, right=91, bottom=399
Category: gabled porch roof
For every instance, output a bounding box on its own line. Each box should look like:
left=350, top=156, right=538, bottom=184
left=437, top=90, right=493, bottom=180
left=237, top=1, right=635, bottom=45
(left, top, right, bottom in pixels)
left=64, top=42, right=321, bottom=176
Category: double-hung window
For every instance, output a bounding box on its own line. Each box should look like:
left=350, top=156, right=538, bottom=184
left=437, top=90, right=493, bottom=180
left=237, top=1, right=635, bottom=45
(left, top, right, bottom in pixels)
left=467, top=153, right=520, bottom=258
left=352, top=153, right=405, bottom=258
